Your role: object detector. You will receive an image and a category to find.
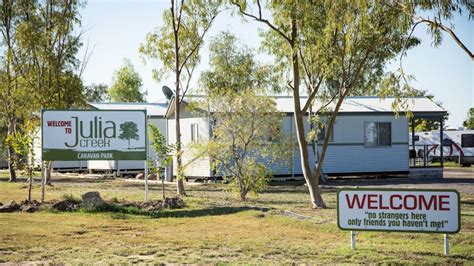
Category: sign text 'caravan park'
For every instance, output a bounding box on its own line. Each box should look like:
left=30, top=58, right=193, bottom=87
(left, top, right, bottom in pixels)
left=42, top=110, right=147, bottom=161
left=337, top=189, right=460, bottom=234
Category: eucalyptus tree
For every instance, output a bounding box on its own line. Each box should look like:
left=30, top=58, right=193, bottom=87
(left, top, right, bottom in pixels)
left=232, top=0, right=418, bottom=208
left=20, top=0, right=86, bottom=186
left=388, top=0, right=473, bottom=61
left=1, top=0, right=86, bottom=183
left=463, top=108, right=474, bottom=129
left=192, top=31, right=287, bottom=201
left=84, top=83, right=110, bottom=103
left=140, top=0, right=222, bottom=196
left=109, top=59, right=146, bottom=102
left=0, top=0, right=37, bottom=182
left=200, top=31, right=280, bottom=95
left=192, top=91, right=291, bottom=201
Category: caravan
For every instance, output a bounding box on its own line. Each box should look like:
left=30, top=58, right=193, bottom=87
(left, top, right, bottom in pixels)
left=410, top=130, right=474, bottom=166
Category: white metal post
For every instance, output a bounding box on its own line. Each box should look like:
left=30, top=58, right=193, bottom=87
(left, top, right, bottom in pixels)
left=444, top=234, right=449, bottom=256
left=144, top=111, right=149, bottom=202
left=144, top=160, right=148, bottom=202
left=351, top=231, right=356, bottom=250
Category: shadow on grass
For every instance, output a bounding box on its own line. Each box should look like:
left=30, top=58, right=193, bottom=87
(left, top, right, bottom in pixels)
left=322, top=177, right=474, bottom=187
left=0, top=176, right=111, bottom=184
left=82, top=203, right=255, bottom=219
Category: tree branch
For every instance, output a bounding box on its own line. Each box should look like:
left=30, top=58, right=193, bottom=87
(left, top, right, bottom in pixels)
left=178, top=10, right=220, bottom=74
left=421, top=19, right=474, bottom=60
left=302, top=77, right=323, bottom=113
left=230, top=0, right=292, bottom=44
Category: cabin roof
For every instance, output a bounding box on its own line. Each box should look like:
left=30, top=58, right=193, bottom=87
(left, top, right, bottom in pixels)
left=88, top=102, right=168, bottom=117
left=166, top=95, right=446, bottom=118
left=273, top=96, right=445, bottom=114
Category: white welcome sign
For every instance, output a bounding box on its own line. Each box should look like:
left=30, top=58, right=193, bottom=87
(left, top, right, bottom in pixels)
left=42, top=110, right=147, bottom=161
left=338, top=189, right=460, bottom=234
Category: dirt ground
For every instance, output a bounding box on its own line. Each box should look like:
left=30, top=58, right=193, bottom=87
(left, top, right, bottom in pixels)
left=323, top=168, right=474, bottom=195
left=0, top=168, right=473, bottom=264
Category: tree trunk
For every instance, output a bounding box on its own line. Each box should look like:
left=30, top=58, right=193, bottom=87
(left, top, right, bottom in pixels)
left=41, top=162, right=46, bottom=203
left=7, top=146, right=17, bottom=182
left=161, top=167, right=166, bottom=200
left=314, top=95, right=346, bottom=192
left=293, top=108, right=326, bottom=208
left=290, top=19, right=326, bottom=208
left=28, top=170, right=33, bottom=203
left=174, top=29, right=186, bottom=196
left=45, top=161, right=53, bottom=185
left=240, top=191, right=247, bottom=202
left=7, top=123, right=16, bottom=182
left=177, top=178, right=186, bottom=196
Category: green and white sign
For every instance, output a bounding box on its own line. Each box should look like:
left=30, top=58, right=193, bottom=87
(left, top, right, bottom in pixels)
left=42, top=110, right=147, bottom=161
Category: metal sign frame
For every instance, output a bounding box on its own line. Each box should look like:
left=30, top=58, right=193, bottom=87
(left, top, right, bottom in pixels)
left=41, top=109, right=148, bottom=161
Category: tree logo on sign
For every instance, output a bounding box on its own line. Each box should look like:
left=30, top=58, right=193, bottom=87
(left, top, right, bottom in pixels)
left=119, top=121, right=139, bottom=148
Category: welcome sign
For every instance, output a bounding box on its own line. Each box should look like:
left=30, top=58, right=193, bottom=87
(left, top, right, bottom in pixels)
left=42, top=110, right=147, bottom=161
left=337, top=189, right=460, bottom=234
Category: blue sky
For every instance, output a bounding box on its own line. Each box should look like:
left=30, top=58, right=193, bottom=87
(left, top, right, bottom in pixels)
left=79, top=0, right=473, bottom=128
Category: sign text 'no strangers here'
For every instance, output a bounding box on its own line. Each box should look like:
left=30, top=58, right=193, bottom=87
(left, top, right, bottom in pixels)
left=337, top=189, right=460, bottom=234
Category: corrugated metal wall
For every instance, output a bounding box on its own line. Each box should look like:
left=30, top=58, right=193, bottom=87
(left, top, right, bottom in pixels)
left=169, top=110, right=411, bottom=177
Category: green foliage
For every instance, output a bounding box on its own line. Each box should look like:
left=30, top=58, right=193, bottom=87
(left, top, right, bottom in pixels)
left=463, top=108, right=474, bottom=129
left=119, top=122, right=139, bottom=149
left=0, top=0, right=86, bottom=180
left=140, top=0, right=223, bottom=191
left=4, top=120, right=37, bottom=201
left=232, top=0, right=428, bottom=207
left=192, top=91, right=292, bottom=201
left=390, top=0, right=473, bottom=49
left=13, top=0, right=86, bottom=109
left=148, top=124, right=173, bottom=171
left=200, top=31, right=281, bottom=95
left=108, top=59, right=146, bottom=102
left=139, top=0, right=222, bottom=86
left=83, top=83, right=110, bottom=103
left=5, top=131, right=33, bottom=161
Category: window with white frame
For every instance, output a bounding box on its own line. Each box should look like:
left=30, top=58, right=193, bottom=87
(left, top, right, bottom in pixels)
left=191, top=123, right=199, bottom=142
left=364, top=122, right=391, bottom=147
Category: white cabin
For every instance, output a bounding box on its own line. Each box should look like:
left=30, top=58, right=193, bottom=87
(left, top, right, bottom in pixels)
left=165, top=96, right=446, bottom=179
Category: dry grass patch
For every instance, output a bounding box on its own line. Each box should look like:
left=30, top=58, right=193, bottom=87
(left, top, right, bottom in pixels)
left=0, top=171, right=473, bottom=263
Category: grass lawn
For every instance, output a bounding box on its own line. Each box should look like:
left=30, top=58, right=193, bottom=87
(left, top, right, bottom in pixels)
left=0, top=171, right=473, bottom=264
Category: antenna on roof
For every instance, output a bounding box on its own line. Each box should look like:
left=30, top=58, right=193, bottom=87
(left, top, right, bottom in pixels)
left=162, top=86, right=174, bottom=103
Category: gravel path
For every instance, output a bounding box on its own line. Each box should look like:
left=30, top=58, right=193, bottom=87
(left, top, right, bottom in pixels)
left=322, top=168, right=474, bottom=195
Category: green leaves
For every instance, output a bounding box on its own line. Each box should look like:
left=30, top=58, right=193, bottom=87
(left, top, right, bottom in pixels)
left=83, top=83, right=110, bottom=103
left=139, top=0, right=222, bottom=86
left=148, top=124, right=173, bottom=168
left=192, top=91, right=292, bottom=201
left=199, top=31, right=282, bottom=96
left=108, top=59, right=146, bottom=103
left=462, top=108, right=474, bottom=129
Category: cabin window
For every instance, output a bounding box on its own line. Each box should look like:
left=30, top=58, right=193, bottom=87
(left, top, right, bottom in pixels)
left=461, top=134, right=474, bottom=147
left=317, top=126, right=334, bottom=142
left=191, top=123, right=199, bottom=142
left=364, top=122, right=391, bottom=147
